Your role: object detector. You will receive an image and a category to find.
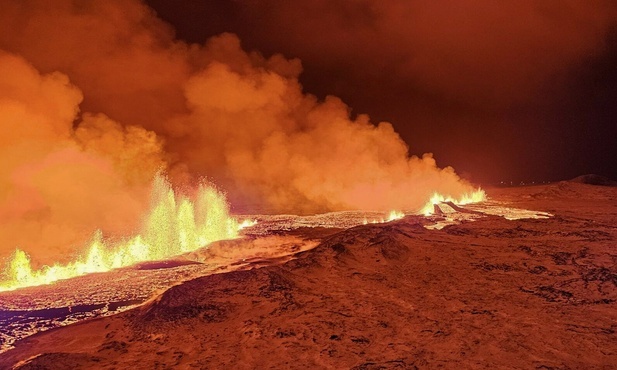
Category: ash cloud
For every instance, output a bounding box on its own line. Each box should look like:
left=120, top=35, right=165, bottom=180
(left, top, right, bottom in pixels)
left=158, top=0, right=617, bottom=182
left=0, top=0, right=480, bottom=261
left=173, top=34, right=473, bottom=213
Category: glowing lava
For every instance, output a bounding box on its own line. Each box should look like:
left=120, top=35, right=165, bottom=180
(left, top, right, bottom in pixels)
left=0, top=179, right=485, bottom=292
left=362, top=210, right=405, bottom=225
left=387, top=210, right=405, bottom=221
left=420, top=189, right=487, bottom=216
left=0, top=175, right=246, bottom=292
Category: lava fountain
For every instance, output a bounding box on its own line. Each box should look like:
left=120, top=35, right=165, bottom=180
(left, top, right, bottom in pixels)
left=0, top=183, right=486, bottom=292
left=0, top=174, right=246, bottom=292
left=420, top=189, right=487, bottom=216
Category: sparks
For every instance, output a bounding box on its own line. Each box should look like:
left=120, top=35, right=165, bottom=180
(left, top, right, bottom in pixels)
left=0, top=175, right=243, bottom=292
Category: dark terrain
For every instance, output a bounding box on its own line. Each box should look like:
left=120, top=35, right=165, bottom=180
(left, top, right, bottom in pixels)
left=1, top=181, right=616, bottom=369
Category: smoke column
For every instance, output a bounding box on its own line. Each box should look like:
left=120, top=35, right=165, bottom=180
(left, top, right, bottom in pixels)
left=0, top=0, right=478, bottom=264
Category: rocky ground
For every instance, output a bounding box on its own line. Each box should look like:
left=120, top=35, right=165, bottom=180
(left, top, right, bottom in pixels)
left=1, top=181, right=616, bottom=369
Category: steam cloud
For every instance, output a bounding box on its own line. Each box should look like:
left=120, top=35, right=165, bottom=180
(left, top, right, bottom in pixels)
left=0, top=51, right=165, bottom=263
left=0, top=0, right=477, bottom=263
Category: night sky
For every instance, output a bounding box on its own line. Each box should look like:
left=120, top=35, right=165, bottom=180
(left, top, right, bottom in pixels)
left=147, top=0, right=617, bottom=184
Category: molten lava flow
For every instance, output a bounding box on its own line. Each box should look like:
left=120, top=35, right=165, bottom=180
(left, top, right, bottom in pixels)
left=362, top=210, right=405, bottom=225
left=0, top=175, right=246, bottom=292
left=238, top=219, right=258, bottom=229
left=0, top=180, right=486, bottom=292
left=420, top=189, right=487, bottom=216
left=387, top=210, right=405, bottom=221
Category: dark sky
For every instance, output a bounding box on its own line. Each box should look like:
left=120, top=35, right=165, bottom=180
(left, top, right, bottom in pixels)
left=146, top=0, right=617, bottom=184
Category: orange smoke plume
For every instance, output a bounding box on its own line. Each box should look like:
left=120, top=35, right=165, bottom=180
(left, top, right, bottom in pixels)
left=0, top=51, right=164, bottom=265
left=0, top=1, right=482, bottom=268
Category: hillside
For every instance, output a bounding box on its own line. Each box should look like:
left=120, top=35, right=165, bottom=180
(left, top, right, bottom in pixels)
left=2, top=183, right=617, bottom=369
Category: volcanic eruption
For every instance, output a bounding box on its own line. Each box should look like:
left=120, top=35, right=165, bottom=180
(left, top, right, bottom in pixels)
left=0, top=0, right=483, bottom=290
left=1, top=1, right=616, bottom=368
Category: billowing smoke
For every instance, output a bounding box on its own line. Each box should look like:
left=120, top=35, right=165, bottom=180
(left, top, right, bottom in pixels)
left=0, top=51, right=165, bottom=263
left=0, top=0, right=477, bottom=262
left=173, top=34, right=474, bottom=212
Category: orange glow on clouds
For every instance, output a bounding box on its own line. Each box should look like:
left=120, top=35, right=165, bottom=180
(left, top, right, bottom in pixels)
left=0, top=175, right=244, bottom=292
left=0, top=1, right=488, bottom=289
